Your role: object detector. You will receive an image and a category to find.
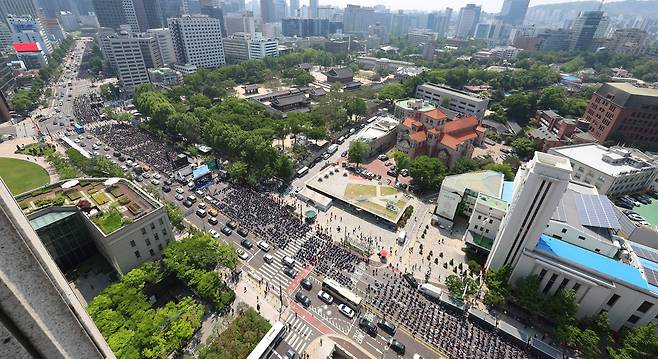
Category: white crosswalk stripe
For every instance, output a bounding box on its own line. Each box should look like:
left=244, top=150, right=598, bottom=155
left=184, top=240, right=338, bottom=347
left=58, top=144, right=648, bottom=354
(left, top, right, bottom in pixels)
left=282, top=317, right=314, bottom=353
left=255, top=237, right=307, bottom=289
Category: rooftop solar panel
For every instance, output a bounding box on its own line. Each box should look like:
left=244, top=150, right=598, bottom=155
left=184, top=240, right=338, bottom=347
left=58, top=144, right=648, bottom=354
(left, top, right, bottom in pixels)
left=645, top=267, right=658, bottom=287
left=575, top=194, right=621, bottom=229
left=630, top=242, right=658, bottom=263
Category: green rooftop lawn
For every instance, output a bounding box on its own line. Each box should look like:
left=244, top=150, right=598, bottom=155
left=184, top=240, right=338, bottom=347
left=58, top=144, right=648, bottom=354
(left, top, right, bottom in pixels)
left=0, top=157, right=49, bottom=195
left=92, top=209, right=125, bottom=235
left=344, top=183, right=377, bottom=200
left=91, top=192, right=109, bottom=205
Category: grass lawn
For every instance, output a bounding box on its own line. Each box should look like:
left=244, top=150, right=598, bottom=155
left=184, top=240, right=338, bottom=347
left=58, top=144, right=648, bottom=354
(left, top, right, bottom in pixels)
left=634, top=201, right=658, bottom=228
left=92, top=209, right=125, bottom=235
left=359, top=199, right=408, bottom=222
left=0, top=157, right=49, bottom=195
left=380, top=186, right=400, bottom=197
left=91, top=192, right=109, bottom=205
left=344, top=183, right=377, bottom=200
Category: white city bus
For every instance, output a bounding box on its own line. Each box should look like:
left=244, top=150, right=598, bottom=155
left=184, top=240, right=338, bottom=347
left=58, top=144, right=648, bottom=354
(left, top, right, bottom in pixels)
left=246, top=321, right=286, bottom=359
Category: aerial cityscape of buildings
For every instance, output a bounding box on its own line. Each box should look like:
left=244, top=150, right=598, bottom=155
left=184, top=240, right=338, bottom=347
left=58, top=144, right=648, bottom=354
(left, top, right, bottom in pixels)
left=1, top=0, right=658, bottom=358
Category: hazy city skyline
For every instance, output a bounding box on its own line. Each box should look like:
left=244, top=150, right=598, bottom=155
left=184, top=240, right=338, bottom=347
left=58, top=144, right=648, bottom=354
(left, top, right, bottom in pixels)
left=310, top=0, right=603, bottom=13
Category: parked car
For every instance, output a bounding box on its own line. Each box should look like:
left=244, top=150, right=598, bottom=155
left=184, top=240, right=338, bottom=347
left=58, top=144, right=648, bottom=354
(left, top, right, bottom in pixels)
left=240, top=239, right=253, bottom=249
left=301, top=277, right=312, bottom=290
left=295, top=291, right=311, bottom=307
left=235, top=248, right=249, bottom=260
left=208, top=217, right=218, bottom=225
left=208, top=229, right=220, bottom=238
left=221, top=226, right=233, bottom=236
left=237, top=228, right=249, bottom=237
left=378, top=319, right=396, bottom=335
left=338, top=304, right=355, bottom=319
left=388, top=338, right=405, bottom=355
left=317, top=290, right=334, bottom=305
left=358, top=318, right=377, bottom=336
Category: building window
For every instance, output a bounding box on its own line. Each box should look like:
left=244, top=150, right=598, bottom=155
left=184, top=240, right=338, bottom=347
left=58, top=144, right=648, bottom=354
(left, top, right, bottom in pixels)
left=145, top=238, right=151, bottom=246
left=561, top=228, right=567, bottom=233
left=543, top=274, right=558, bottom=294
left=638, top=301, right=654, bottom=313
left=158, top=243, right=163, bottom=251
left=572, top=283, right=581, bottom=293
left=134, top=250, right=141, bottom=258
left=162, top=229, right=167, bottom=236
left=154, top=233, right=160, bottom=242
left=627, top=315, right=640, bottom=324
left=149, top=249, right=155, bottom=257
left=538, top=269, right=547, bottom=282
left=159, top=218, right=164, bottom=226
left=607, top=294, right=620, bottom=307
left=130, top=240, right=136, bottom=247
left=150, top=222, right=156, bottom=230
left=141, top=228, right=147, bottom=235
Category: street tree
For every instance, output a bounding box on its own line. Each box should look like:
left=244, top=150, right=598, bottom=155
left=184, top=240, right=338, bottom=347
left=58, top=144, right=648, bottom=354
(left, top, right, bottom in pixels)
left=410, top=155, right=447, bottom=191
left=392, top=151, right=412, bottom=180
left=348, top=140, right=368, bottom=167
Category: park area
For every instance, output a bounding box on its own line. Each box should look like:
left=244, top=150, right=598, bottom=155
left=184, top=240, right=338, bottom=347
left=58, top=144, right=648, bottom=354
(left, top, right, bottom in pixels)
left=0, top=157, right=49, bottom=195
left=307, top=166, right=410, bottom=223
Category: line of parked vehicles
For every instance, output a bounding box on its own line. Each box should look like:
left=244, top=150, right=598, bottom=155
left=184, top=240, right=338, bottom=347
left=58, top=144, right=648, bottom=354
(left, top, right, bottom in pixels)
left=615, top=191, right=656, bottom=210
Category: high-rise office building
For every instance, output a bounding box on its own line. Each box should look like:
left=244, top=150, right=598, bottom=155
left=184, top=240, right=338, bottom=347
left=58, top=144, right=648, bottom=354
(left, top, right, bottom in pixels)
left=343, top=4, right=376, bottom=35
left=289, top=0, right=299, bottom=18
left=427, top=8, right=452, bottom=38
left=273, top=0, right=286, bottom=21
left=223, top=0, right=245, bottom=13
left=100, top=31, right=151, bottom=92
left=0, top=179, right=115, bottom=359
left=282, top=17, right=336, bottom=37
left=224, top=10, right=255, bottom=35
left=147, top=27, right=177, bottom=65
left=168, top=15, right=226, bottom=69
left=594, top=15, right=609, bottom=38
left=92, top=0, right=138, bottom=31
left=0, top=0, right=39, bottom=18
left=223, top=32, right=277, bottom=62
left=139, top=0, right=165, bottom=29
left=200, top=5, right=226, bottom=38
left=309, top=0, right=318, bottom=19
left=7, top=15, right=52, bottom=54
left=498, top=0, right=529, bottom=26
left=486, top=152, right=573, bottom=270
left=455, top=4, right=481, bottom=39
left=569, top=10, right=603, bottom=51
left=260, top=0, right=275, bottom=23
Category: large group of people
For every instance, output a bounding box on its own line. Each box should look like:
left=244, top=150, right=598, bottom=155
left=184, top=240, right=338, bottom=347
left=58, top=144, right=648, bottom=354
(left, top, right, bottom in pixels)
left=72, top=95, right=100, bottom=125
left=214, top=187, right=310, bottom=249
left=91, top=123, right=176, bottom=172
left=312, top=242, right=364, bottom=289
left=370, top=275, right=529, bottom=359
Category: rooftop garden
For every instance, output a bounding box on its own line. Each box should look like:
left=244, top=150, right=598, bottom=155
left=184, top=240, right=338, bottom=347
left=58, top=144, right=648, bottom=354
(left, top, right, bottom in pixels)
left=92, top=208, right=131, bottom=235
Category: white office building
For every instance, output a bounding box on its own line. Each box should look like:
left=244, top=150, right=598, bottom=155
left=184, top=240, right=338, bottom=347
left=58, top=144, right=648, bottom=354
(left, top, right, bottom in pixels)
left=549, top=143, right=658, bottom=196
left=168, top=15, right=226, bottom=69
left=486, top=152, right=658, bottom=331
left=100, top=31, right=150, bottom=93
left=416, top=83, right=490, bottom=119
left=224, top=11, right=256, bottom=36
left=223, top=32, right=278, bottom=62
left=146, top=28, right=177, bottom=66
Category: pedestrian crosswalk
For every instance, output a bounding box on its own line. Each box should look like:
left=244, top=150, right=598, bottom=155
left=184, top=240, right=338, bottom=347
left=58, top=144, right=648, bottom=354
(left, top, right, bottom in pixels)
left=256, top=233, right=309, bottom=290
left=283, top=316, right=314, bottom=353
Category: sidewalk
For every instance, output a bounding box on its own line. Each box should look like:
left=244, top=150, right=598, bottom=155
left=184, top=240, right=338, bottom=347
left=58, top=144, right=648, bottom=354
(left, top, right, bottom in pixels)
left=236, top=271, right=288, bottom=324
left=304, top=334, right=378, bottom=359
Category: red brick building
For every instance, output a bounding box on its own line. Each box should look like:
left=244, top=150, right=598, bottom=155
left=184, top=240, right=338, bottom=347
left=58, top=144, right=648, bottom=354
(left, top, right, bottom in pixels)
left=583, top=83, right=658, bottom=150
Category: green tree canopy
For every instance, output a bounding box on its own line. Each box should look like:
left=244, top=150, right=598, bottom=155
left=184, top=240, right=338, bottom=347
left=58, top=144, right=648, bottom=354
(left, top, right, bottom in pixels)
left=348, top=140, right=368, bottom=167
left=410, top=155, right=447, bottom=191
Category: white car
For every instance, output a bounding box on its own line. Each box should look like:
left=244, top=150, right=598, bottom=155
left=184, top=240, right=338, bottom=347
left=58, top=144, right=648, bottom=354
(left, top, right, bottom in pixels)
left=150, top=179, right=160, bottom=185
left=176, top=187, right=185, bottom=194
left=317, top=290, right=334, bottom=305
left=338, top=304, right=355, bottom=319
left=208, top=229, right=220, bottom=238
left=236, top=248, right=249, bottom=260
left=153, top=173, right=161, bottom=180
left=257, top=241, right=271, bottom=252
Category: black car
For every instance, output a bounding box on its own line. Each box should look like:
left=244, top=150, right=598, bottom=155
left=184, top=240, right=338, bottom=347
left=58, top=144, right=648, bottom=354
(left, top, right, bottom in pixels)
left=294, top=291, right=311, bottom=307
left=226, top=221, right=238, bottom=229
left=162, top=185, right=171, bottom=193
left=221, top=226, right=233, bottom=236
left=113, top=151, right=121, bottom=157
left=301, top=277, right=312, bottom=290
left=164, top=179, right=173, bottom=186
left=240, top=239, right=253, bottom=249
left=403, top=273, right=418, bottom=288
left=283, top=266, right=297, bottom=279
left=182, top=200, right=193, bottom=208
left=388, top=338, right=405, bottom=355
left=378, top=319, right=396, bottom=335
left=358, top=318, right=377, bottom=336
left=237, top=228, right=249, bottom=237
left=283, top=349, right=296, bottom=359
left=208, top=217, right=218, bottom=225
